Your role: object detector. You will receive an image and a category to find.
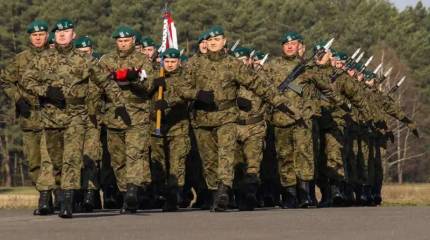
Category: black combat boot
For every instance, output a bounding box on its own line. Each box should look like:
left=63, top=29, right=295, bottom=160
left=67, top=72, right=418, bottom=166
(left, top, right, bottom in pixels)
left=211, top=183, right=230, bottom=212
left=102, top=185, right=118, bottom=209
left=359, top=185, right=373, bottom=206
left=297, top=180, right=312, bottom=208
left=330, top=181, right=345, bottom=207
left=53, top=188, right=63, bottom=211
left=318, top=181, right=332, bottom=208
left=371, top=185, right=382, bottom=206
left=238, top=174, right=259, bottom=211
left=163, top=186, right=179, bottom=212
left=342, top=183, right=355, bottom=207
left=33, top=190, right=53, bottom=215
left=59, top=189, right=74, bottom=218
left=199, top=189, right=214, bottom=210
left=281, top=186, right=298, bottom=209
left=123, top=184, right=139, bottom=213
left=82, top=189, right=96, bottom=212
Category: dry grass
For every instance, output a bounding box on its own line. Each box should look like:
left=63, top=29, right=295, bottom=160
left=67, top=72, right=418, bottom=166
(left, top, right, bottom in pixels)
left=1, top=184, right=430, bottom=208
left=382, top=183, right=430, bottom=206
left=0, top=187, right=38, bottom=209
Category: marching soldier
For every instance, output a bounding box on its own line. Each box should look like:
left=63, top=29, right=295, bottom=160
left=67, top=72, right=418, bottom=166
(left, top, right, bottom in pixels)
left=97, top=26, right=155, bottom=214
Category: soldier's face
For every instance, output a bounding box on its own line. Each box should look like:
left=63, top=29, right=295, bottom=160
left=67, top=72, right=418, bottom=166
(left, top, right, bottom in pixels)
left=135, top=44, right=142, bottom=52
left=365, top=79, right=375, bottom=87
left=142, top=46, right=156, bottom=59
left=77, top=47, right=93, bottom=56
left=199, top=40, right=208, bottom=54
left=347, top=69, right=355, bottom=77
left=116, top=37, right=135, bottom=51
left=29, top=31, right=48, bottom=48
left=163, top=58, right=180, bottom=72
left=55, top=29, right=76, bottom=46
left=282, top=40, right=300, bottom=57
left=207, top=35, right=226, bottom=53
left=356, top=72, right=365, bottom=81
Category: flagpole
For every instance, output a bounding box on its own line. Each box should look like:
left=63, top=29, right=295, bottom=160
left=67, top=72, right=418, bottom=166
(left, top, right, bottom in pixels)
left=155, top=1, right=169, bottom=136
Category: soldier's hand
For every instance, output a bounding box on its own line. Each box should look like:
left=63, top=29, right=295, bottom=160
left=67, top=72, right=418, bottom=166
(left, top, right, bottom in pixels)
left=196, top=90, right=214, bottom=105
left=154, top=100, right=168, bottom=111
left=127, top=68, right=140, bottom=82
left=236, top=97, right=252, bottom=112
left=15, top=97, right=31, bottom=118
left=89, top=114, right=98, bottom=128
left=46, top=86, right=65, bottom=108
left=153, top=77, right=166, bottom=89
left=112, top=69, right=128, bottom=82
left=114, top=106, right=132, bottom=126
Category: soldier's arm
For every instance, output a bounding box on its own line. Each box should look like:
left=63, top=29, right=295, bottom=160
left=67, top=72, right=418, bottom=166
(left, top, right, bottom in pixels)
left=20, top=55, right=49, bottom=97
left=93, top=59, right=124, bottom=106
left=173, top=65, right=198, bottom=101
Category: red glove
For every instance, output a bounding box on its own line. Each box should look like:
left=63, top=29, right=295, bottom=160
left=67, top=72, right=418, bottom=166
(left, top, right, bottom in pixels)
left=114, top=69, right=128, bottom=81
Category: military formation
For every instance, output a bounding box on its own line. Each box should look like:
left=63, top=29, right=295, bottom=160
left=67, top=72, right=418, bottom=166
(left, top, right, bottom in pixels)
left=0, top=18, right=419, bottom=218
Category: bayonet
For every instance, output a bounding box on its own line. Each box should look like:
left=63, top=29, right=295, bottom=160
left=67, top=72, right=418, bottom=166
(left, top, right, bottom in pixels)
left=230, top=40, right=240, bottom=52
left=351, top=48, right=361, bottom=60
left=373, top=63, right=383, bottom=74
left=364, top=56, right=374, bottom=67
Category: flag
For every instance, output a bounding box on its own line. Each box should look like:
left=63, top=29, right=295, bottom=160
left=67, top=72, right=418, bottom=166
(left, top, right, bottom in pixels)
left=159, top=11, right=178, bottom=53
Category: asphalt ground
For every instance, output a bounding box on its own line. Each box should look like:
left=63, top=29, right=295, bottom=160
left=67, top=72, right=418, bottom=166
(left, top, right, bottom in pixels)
left=0, top=206, right=429, bottom=240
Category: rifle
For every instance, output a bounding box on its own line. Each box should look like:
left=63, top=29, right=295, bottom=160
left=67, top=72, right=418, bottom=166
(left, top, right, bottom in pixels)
left=388, top=76, right=406, bottom=94
left=329, top=48, right=361, bottom=81
left=278, top=38, right=335, bottom=93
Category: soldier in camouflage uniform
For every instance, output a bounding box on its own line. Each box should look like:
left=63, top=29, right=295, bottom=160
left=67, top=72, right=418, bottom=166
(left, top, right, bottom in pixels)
left=21, top=19, right=125, bottom=218
left=264, top=32, right=321, bottom=209
left=1, top=20, right=50, bottom=215
left=97, top=26, right=155, bottom=214
left=141, top=36, right=160, bottom=70
left=231, top=47, right=268, bottom=210
left=176, top=26, right=296, bottom=212
left=149, top=48, right=191, bottom=211
left=74, top=36, right=102, bottom=211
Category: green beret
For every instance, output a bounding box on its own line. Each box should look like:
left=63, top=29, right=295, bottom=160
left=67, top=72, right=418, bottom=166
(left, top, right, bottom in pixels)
left=333, top=51, right=348, bottom=61
left=233, top=47, right=251, bottom=58
left=27, top=20, right=48, bottom=33
left=197, top=31, right=209, bottom=43
left=161, top=48, right=181, bottom=59
left=134, top=31, right=142, bottom=45
left=74, top=36, right=92, bottom=49
left=253, top=51, right=266, bottom=61
left=112, top=26, right=135, bottom=39
left=48, top=32, right=55, bottom=44
left=180, top=55, right=189, bottom=62
left=141, top=36, right=156, bottom=47
left=281, top=31, right=304, bottom=44
left=52, top=18, right=74, bottom=32
left=207, top=26, right=224, bottom=38
left=354, top=63, right=364, bottom=72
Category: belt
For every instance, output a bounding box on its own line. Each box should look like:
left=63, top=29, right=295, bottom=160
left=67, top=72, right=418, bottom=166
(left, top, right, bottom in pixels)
left=65, top=97, right=86, bottom=105
left=237, top=115, right=264, bottom=125
left=125, top=97, right=147, bottom=104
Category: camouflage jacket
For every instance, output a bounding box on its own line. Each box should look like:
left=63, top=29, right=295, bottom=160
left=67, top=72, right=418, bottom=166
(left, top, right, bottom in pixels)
left=20, top=44, right=123, bottom=129
left=178, top=51, right=288, bottom=128
left=150, top=68, right=189, bottom=137
left=1, top=44, right=48, bottom=130
left=98, top=47, right=155, bottom=129
left=265, top=56, right=321, bottom=127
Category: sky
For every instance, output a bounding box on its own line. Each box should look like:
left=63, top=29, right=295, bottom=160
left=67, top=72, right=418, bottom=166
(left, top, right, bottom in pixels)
left=390, top=0, right=430, bottom=10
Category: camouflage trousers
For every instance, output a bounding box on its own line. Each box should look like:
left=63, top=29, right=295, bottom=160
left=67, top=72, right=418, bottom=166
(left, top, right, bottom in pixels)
left=234, top=120, right=267, bottom=176
left=319, top=119, right=346, bottom=182
left=274, top=119, right=315, bottom=187
left=36, top=124, right=100, bottom=190
left=22, top=130, right=42, bottom=187
left=150, top=134, right=191, bottom=187
left=193, top=123, right=238, bottom=190
left=107, top=125, right=151, bottom=192
left=81, top=126, right=101, bottom=190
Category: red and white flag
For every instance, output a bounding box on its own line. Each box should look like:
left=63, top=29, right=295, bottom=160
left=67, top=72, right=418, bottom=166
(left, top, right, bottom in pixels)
left=159, top=11, right=178, bottom=53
